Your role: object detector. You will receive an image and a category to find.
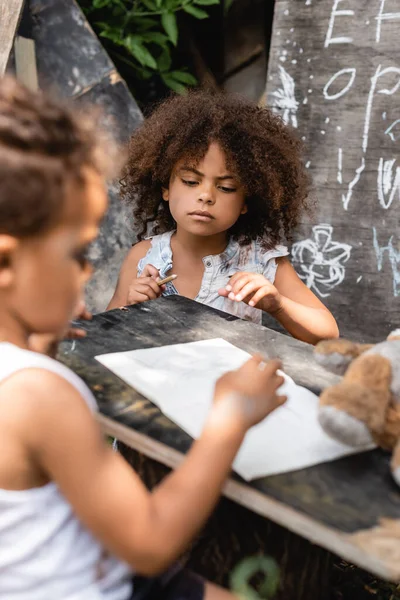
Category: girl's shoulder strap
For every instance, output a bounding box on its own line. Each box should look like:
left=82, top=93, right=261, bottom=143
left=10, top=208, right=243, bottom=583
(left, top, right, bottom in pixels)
left=0, top=343, right=97, bottom=413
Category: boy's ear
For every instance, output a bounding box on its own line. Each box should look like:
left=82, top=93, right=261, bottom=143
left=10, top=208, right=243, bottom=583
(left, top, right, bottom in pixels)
left=0, top=235, right=18, bottom=288
left=162, top=188, right=169, bottom=202
left=241, top=203, right=248, bottom=215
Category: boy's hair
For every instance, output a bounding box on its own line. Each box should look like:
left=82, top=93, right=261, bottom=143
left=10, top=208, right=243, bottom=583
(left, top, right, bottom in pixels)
left=0, top=77, right=116, bottom=237
left=122, top=91, right=312, bottom=248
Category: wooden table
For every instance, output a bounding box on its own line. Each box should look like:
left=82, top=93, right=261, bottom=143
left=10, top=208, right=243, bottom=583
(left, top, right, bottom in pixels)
left=59, top=296, right=400, bottom=599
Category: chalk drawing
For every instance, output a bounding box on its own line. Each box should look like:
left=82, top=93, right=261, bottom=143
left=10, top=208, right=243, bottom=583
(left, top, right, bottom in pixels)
left=363, top=65, right=400, bottom=153
left=372, top=228, right=400, bottom=297
left=272, top=66, right=299, bottom=127
left=376, top=0, right=400, bottom=43
left=341, top=157, right=366, bottom=211
left=306, top=161, right=311, bottom=168
left=377, top=158, right=400, bottom=209
left=337, top=148, right=343, bottom=184
left=325, top=0, right=354, bottom=48
left=303, top=97, right=308, bottom=105
left=385, top=119, right=400, bottom=142
left=323, top=68, right=356, bottom=101
left=325, top=117, right=330, bottom=123
left=357, top=276, right=362, bottom=283
left=291, top=224, right=352, bottom=297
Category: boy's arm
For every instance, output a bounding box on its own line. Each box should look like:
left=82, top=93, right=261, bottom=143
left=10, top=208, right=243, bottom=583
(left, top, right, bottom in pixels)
left=272, top=258, right=339, bottom=344
left=107, top=240, right=151, bottom=310
left=13, top=369, right=245, bottom=575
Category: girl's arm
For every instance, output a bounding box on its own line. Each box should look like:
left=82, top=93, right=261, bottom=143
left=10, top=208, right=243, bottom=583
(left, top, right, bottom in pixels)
left=271, top=258, right=339, bottom=344
left=10, top=358, right=283, bottom=576
left=219, top=258, right=338, bottom=344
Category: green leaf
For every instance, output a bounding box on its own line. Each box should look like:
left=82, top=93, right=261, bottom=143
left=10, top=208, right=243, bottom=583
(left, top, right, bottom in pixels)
left=161, top=74, right=187, bottom=94
left=140, top=31, right=169, bottom=46
left=182, top=4, right=209, bottom=18
left=161, top=11, right=178, bottom=45
left=93, top=0, right=111, bottom=8
left=141, top=0, right=157, bottom=9
left=223, top=0, right=234, bottom=13
left=124, top=35, right=158, bottom=69
left=98, top=25, right=125, bottom=45
left=193, top=0, right=219, bottom=5
left=129, top=16, right=159, bottom=30
left=169, top=70, right=197, bottom=85
left=156, top=0, right=163, bottom=6
left=157, top=47, right=172, bottom=72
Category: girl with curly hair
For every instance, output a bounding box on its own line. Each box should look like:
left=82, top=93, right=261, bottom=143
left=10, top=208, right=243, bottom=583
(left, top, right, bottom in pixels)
left=108, top=92, right=338, bottom=344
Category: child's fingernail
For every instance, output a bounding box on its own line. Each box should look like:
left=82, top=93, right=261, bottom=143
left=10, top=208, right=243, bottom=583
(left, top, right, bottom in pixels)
left=228, top=292, right=235, bottom=300
left=226, top=285, right=232, bottom=292
left=236, top=294, right=242, bottom=301
left=249, top=300, right=254, bottom=306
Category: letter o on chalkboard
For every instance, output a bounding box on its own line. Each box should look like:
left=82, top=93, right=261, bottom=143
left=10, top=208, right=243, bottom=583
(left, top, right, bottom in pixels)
left=323, top=68, right=357, bottom=101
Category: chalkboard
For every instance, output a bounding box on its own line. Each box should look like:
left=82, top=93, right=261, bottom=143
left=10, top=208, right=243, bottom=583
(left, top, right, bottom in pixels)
left=265, top=0, right=400, bottom=343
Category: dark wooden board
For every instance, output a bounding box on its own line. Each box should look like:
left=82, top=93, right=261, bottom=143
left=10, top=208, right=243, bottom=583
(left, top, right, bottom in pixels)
left=30, top=0, right=142, bottom=312
left=265, top=0, right=400, bottom=343
left=58, top=296, right=400, bottom=551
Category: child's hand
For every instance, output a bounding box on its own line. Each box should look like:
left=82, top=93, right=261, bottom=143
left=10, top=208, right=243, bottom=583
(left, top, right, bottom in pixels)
left=211, top=356, right=286, bottom=431
left=218, top=272, right=282, bottom=314
left=28, top=300, right=92, bottom=356
left=127, top=264, right=163, bottom=305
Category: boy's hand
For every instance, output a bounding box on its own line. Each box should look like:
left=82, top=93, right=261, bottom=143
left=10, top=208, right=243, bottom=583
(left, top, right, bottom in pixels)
left=127, top=264, right=164, bottom=305
left=218, top=272, right=282, bottom=314
left=210, top=356, right=286, bottom=431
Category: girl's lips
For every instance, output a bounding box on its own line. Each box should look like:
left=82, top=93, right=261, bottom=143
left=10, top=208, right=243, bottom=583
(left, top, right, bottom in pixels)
left=188, top=211, right=214, bottom=222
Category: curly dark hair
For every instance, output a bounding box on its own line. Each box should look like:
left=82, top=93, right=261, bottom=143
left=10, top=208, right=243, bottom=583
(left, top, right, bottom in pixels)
left=122, top=91, right=312, bottom=248
left=0, top=77, right=119, bottom=237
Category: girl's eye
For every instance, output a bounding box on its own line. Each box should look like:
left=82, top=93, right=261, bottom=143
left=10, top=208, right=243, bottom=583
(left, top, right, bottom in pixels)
left=74, top=247, right=91, bottom=269
left=219, top=186, right=237, bottom=193
left=182, top=178, right=198, bottom=187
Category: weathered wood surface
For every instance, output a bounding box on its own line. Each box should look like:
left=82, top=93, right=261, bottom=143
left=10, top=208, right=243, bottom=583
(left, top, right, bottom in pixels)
left=29, top=0, right=142, bottom=312
left=0, top=0, right=24, bottom=75
left=58, top=296, right=400, bottom=581
left=265, top=0, right=400, bottom=343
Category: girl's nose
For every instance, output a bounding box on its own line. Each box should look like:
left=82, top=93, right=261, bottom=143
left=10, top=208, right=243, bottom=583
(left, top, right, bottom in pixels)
left=197, top=184, right=215, bottom=205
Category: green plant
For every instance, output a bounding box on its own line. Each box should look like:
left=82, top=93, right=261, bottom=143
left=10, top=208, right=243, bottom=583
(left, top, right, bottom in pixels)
left=79, top=0, right=220, bottom=93
left=230, top=556, right=280, bottom=600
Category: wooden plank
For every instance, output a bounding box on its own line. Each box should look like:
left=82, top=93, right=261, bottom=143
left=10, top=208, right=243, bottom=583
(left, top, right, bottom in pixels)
left=264, top=1, right=400, bottom=343
left=0, top=0, right=24, bottom=75
left=58, top=295, right=400, bottom=580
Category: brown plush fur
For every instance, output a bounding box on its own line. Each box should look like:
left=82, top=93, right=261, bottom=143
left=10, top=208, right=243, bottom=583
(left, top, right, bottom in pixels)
left=315, top=339, right=374, bottom=358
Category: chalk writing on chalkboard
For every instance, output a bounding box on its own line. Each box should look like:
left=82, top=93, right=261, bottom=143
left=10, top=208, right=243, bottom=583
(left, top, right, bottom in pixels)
left=377, top=158, right=400, bottom=210
left=291, top=225, right=352, bottom=298
left=372, top=228, right=400, bottom=298
left=272, top=66, right=299, bottom=128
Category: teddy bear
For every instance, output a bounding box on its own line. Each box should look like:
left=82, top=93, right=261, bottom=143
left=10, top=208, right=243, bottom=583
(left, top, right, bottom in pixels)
left=313, top=330, right=400, bottom=486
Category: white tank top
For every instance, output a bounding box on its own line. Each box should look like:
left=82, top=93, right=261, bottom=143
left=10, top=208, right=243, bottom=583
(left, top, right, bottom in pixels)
left=0, top=342, right=133, bottom=600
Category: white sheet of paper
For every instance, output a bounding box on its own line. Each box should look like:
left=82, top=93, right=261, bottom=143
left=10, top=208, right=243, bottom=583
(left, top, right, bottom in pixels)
left=96, top=338, right=374, bottom=481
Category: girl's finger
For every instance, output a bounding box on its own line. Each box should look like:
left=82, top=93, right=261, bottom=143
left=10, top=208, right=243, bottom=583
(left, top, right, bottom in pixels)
left=217, top=287, right=230, bottom=298
left=248, top=285, right=275, bottom=307
left=140, top=264, right=160, bottom=279
left=230, top=279, right=264, bottom=303
left=225, top=271, right=249, bottom=292
left=65, top=327, right=87, bottom=339
left=229, top=274, right=254, bottom=295
left=135, top=284, right=159, bottom=300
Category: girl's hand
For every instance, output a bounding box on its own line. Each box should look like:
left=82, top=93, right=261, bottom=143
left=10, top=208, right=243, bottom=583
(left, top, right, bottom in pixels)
left=127, top=264, right=164, bottom=305
left=218, top=272, right=282, bottom=314
left=211, top=356, right=286, bottom=431
left=28, top=300, right=92, bottom=356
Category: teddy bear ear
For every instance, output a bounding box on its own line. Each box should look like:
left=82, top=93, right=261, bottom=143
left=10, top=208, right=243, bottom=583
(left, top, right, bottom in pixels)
left=387, top=329, right=400, bottom=341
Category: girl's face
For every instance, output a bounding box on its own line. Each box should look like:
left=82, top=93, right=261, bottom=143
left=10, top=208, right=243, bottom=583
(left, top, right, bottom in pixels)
left=162, top=142, right=247, bottom=237
left=0, top=168, right=107, bottom=341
